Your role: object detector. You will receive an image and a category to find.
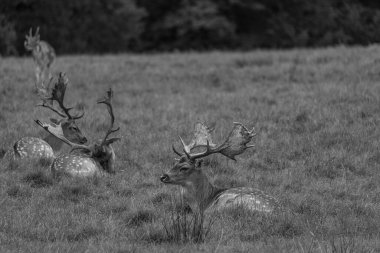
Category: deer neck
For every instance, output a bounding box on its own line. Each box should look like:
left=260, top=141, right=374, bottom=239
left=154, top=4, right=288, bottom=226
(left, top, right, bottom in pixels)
left=98, top=147, right=116, bottom=173
left=43, top=133, right=64, bottom=151
left=183, top=170, right=223, bottom=213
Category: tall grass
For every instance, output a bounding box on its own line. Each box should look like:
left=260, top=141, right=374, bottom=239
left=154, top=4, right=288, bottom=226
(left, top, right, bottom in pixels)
left=162, top=196, right=215, bottom=244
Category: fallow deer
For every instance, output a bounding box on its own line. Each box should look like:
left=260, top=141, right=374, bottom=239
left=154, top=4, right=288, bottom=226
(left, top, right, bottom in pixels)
left=35, top=88, right=120, bottom=178
left=2, top=73, right=87, bottom=166
left=160, top=122, right=281, bottom=214
left=24, top=27, right=56, bottom=90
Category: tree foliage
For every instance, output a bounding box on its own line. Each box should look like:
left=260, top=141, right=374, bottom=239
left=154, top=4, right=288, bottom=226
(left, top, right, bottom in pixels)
left=1, top=0, right=380, bottom=55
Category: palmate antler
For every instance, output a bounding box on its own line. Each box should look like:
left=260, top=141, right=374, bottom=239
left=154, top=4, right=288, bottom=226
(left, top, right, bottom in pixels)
left=37, top=72, right=84, bottom=120
left=35, top=119, right=90, bottom=152
left=172, top=122, right=216, bottom=156
left=173, top=122, right=256, bottom=161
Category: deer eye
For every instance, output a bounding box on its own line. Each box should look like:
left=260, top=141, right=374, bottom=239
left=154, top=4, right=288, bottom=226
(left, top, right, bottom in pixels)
left=180, top=167, right=189, bottom=172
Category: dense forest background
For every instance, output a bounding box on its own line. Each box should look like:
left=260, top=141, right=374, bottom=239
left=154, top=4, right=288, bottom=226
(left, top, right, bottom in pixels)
left=1, top=0, right=380, bottom=55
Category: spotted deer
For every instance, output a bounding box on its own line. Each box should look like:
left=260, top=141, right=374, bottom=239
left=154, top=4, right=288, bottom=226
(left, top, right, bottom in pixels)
left=35, top=88, right=120, bottom=178
left=2, top=73, right=87, bottom=166
left=24, top=27, right=55, bottom=90
left=160, top=122, right=281, bottom=214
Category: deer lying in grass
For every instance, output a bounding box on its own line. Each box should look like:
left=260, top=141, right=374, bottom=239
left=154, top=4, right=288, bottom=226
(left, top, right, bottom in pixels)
left=24, top=27, right=56, bottom=90
left=2, top=73, right=87, bottom=166
left=35, top=89, right=120, bottom=178
left=161, top=122, right=281, bottom=214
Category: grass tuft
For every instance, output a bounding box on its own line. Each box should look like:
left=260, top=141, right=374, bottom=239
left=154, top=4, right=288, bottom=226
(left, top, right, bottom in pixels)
left=57, top=183, right=92, bottom=203
left=126, top=210, right=156, bottom=227
left=22, top=171, right=53, bottom=188
left=66, top=226, right=103, bottom=242
left=161, top=200, right=214, bottom=244
left=6, top=185, right=32, bottom=198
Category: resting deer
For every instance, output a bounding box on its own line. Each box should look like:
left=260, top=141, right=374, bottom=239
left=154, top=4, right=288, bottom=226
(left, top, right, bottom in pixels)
left=2, top=73, right=87, bottom=166
left=24, top=27, right=55, bottom=90
left=35, top=88, right=120, bottom=178
left=160, top=122, right=281, bottom=214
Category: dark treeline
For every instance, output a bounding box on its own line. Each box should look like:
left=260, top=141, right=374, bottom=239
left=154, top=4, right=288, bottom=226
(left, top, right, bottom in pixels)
left=1, top=0, right=380, bottom=55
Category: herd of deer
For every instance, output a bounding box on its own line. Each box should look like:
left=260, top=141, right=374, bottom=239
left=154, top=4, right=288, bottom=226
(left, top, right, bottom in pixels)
left=1, top=28, right=281, bottom=216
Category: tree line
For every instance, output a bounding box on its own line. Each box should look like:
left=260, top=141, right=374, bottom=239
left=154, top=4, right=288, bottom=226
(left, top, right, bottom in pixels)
left=1, top=0, right=380, bottom=55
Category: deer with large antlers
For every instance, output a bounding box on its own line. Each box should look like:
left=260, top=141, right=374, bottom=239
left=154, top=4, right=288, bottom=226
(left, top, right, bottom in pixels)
left=24, top=27, right=56, bottom=90
left=160, top=122, right=281, bottom=214
left=35, top=88, right=120, bottom=177
left=2, top=73, right=87, bottom=166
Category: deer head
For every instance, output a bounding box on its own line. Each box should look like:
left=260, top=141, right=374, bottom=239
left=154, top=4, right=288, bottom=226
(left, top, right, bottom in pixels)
left=35, top=88, right=121, bottom=173
left=24, top=27, right=41, bottom=51
left=37, top=72, right=87, bottom=144
left=161, top=122, right=256, bottom=185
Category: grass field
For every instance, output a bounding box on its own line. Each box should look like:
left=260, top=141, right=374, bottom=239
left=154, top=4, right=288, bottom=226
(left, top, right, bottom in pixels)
left=0, top=46, right=380, bottom=252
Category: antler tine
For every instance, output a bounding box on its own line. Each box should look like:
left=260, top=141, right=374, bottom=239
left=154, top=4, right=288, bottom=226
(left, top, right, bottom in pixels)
left=172, top=144, right=182, bottom=157
left=97, top=88, right=120, bottom=144
left=187, top=139, right=224, bottom=161
left=178, top=135, right=189, bottom=153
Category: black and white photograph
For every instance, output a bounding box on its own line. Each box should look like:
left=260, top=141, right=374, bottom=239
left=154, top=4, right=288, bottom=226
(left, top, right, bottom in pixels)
left=0, top=0, right=379, bottom=252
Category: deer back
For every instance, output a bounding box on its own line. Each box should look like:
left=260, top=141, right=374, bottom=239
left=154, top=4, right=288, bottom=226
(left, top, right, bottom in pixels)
left=210, top=187, right=281, bottom=213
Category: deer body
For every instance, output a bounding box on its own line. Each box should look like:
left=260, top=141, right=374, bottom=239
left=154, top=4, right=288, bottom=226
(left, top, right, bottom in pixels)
left=36, top=88, right=120, bottom=178
left=51, top=145, right=116, bottom=177
left=2, top=73, right=87, bottom=168
left=25, top=28, right=55, bottom=88
left=161, top=122, right=280, bottom=214
left=162, top=158, right=279, bottom=214
left=51, top=154, right=100, bottom=177
left=6, top=137, right=54, bottom=161
left=30, top=40, right=55, bottom=69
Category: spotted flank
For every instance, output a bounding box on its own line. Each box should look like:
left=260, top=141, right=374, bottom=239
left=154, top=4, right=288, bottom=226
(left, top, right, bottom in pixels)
left=210, top=187, right=280, bottom=213
left=51, top=154, right=100, bottom=177
left=12, top=137, right=54, bottom=160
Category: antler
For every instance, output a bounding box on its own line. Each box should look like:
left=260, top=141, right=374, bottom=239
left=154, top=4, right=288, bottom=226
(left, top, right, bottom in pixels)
left=37, top=72, right=84, bottom=120
left=97, top=88, right=120, bottom=145
left=25, top=27, right=40, bottom=40
left=176, top=122, right=256, bottom=161
left=218, top=122, right=256, bottom=161
left=35, top=119, right=91, bottom=152
left=173, top=122, right=216, bottom=157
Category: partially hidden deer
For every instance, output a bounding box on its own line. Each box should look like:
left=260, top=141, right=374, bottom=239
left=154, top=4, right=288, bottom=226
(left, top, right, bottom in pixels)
left=24, top=27, right=56, bottom=90
left=2, top=73, right=87, bottom=166
left=160, top=122, right=281, bottom=214
left=35, top=88, right=120, bottom=178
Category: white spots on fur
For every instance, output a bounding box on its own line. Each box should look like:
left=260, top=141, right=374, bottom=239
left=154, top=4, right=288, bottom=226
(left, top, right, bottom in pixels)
left=12, top=137, right=54, bottom=161
left=52, top=154, right=99, bottom=177
left=212, top=187, right=279, bottom=213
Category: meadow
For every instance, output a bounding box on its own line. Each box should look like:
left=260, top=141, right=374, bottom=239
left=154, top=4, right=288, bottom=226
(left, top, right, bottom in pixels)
left=0, top=46, right=379, bottom=252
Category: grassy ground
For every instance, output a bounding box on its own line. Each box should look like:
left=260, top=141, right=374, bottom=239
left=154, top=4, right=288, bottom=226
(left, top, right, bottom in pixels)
left=0, top=46, right=380, bottom=252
